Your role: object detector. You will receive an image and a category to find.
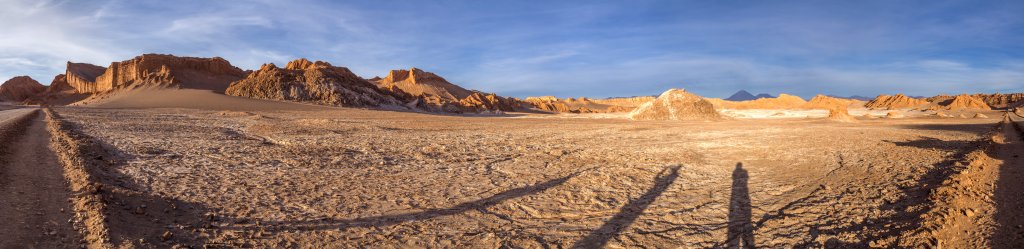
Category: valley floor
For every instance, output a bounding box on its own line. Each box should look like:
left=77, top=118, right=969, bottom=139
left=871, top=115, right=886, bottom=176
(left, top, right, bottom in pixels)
left=17, top=106, right=1024, bottom=247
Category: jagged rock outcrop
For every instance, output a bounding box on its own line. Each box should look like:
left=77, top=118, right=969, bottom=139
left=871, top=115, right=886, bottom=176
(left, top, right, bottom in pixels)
left=865, top=94, right=928, bottom=110
left=940, top=94, right=991, bottom=110
left=226, top=59, right=403, bottom=107
left=89, top=54, right=247, bottom=92
left=375, top=68, right=472, bottom=100
left=373, top=68, right=520, bottom=113
left=973, top=93, right=1024, bottom=108
left=64, top=62, right=106, bottom=93
left=523, top=96, right=589, bottom=113
left=628, top=89, right=720, bottom=121
left=0, top=76, right=46, bottom=102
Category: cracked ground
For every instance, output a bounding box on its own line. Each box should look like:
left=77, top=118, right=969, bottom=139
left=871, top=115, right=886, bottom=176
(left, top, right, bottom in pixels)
left=50, top=106, right=1003, bottom=248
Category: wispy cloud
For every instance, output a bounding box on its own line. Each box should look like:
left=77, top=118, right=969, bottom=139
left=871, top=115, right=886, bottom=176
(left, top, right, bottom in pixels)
left=0, top=0, right=1021, bottom=98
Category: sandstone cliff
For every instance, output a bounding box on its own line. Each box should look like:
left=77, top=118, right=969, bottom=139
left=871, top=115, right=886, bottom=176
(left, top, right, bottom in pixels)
left=65, top=62, right=106, bottom=93
left=226, top=59, right=403, bottom=107
left=628, top=89, right=720, bottom=121
left=0, top=76, right=46, bottom=102
left=90, top=54, right=247, bottom=92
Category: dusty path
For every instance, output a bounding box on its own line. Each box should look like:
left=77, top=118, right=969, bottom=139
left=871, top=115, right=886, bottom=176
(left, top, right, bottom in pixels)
left=0, top=108, right=81, bottom=248
left=993, top=113, right=1024, bottom=247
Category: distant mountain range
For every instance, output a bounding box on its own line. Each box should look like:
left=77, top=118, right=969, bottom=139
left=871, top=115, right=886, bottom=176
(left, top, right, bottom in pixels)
left=725, top=90, right=775, bottom=101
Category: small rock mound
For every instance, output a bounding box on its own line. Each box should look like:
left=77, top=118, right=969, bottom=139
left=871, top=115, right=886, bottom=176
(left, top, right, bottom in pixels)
left=937, top=111, right=953, bottom=118
left=865, top=94, right=928, bottom=110
left=628, top=89, right=720, bottom=121
left=0, top=76, right=46, bottom=102
left=226, top=59, right=403, bottom=107
left=886, top=111, right=904, bottom=119
left=828, top=108, right=856, bottom=122
left=973, top=113, right=988, bottom=118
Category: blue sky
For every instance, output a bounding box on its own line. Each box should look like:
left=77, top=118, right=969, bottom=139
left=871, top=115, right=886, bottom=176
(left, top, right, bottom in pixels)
left=1, top=0, right=1022, bottom=98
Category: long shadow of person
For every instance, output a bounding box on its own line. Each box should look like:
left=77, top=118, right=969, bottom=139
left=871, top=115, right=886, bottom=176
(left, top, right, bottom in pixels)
left=726, top=163, right=755, bottom=248
left=572, top=166, right=681, bottom=248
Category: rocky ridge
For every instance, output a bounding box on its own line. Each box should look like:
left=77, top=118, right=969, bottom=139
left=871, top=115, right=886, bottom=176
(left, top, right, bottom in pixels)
left=0, top=76, right=46, bottom=102
left=225, top=59, right=404, bottom=108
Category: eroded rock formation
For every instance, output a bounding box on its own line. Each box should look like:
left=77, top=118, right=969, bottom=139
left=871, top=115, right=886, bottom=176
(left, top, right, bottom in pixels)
left=23, top=74, right=75, bottom=105
left=65, top=62, right=106, bottom=93
left=0, top=76, right=46, bottom=102
left=373, top=68, right=520, bottom=113
left=226, top=59, right=404, bottom=107
left=972, top=93, right=1023, bottom=109
left=865, top=94, right=928, bottom=110
left=941, top=94, right=991, bottom=110
left=90, top=54, right=247, bottom=92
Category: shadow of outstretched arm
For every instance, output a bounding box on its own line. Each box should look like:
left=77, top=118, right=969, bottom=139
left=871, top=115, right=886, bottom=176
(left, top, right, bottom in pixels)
left=220, top=169, right=589, bottom=231
left=572, top=165, right=681, bottom=249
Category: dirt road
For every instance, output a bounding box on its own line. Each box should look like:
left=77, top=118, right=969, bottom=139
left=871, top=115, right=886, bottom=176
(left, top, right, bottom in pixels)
left=0, top=108, right=81, bottom=248
left=993, top=113, right=1024, bottom=247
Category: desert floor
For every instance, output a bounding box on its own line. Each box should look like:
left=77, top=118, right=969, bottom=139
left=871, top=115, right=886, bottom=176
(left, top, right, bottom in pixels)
left=2, top=105, right=1023, bottom=248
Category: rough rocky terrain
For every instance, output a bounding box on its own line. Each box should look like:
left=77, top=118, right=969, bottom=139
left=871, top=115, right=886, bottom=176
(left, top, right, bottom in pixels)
left=0, top=108, right=82, bottom=248
left=26, top=101, right=1019, bottom=248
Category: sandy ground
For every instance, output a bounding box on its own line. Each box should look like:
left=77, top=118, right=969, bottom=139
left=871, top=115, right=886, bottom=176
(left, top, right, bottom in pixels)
left=0, top=108, right=82, bottom=248
left=35, top=103, right=1023, bottom=248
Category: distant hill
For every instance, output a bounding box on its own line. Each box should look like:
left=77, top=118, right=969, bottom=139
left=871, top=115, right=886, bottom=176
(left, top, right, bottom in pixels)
left=826, top=95, right=872, bottom=101
left=725, top=90, right=756, bottom=101
left=754, top=93, right=775, bottom=99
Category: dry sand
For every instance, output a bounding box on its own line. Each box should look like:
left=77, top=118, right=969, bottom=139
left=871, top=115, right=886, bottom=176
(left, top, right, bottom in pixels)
left=32, top=101, right=1023, bottom=248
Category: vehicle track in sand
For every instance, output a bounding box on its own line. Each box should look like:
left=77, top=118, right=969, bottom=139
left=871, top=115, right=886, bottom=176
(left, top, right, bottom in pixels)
left=0, top=108, right=82, bottom=248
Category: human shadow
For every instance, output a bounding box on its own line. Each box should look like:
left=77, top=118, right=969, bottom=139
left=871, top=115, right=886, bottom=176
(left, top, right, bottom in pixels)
left=572, top=165, right=680, bottom=249
left=726, top=163, right=755, bottom=249
left=219, top=170, right=587, bottom=231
